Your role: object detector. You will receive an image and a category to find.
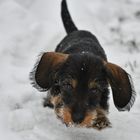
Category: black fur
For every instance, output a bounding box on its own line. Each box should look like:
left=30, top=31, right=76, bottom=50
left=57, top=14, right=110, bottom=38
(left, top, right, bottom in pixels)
left=30, top=0, right=136, bottom=125
left=55, top=0, right=109, bottom=113
left=57, top=54, right=109, bottom=110
left=61, top=0, right=78, bottom=34
left=56, top=31, right=107, bottom=60
left=47, top=53, right=109, bottom=122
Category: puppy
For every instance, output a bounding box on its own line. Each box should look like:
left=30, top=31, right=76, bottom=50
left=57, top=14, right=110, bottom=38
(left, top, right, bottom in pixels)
left=30, top=0, right=136, bottom=130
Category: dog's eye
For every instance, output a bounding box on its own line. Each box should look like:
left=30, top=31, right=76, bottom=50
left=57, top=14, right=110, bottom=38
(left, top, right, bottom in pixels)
left=54, top=85, right=60, bottom=94
left=90, top=88, right=98, bottom=94
left=51, top=85, right=61, bottom=96
left=85, top=102, right=90, bottom=107
left=63, top=83, right=73, bottom=89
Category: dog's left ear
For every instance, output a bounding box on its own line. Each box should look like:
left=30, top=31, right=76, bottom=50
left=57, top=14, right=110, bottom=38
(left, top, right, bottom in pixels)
left=30, top=52, right=69, bottom=92
left=105, top=62, right=136, bottom=111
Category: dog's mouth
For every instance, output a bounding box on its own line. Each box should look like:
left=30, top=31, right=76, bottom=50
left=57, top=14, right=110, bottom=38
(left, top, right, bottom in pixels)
left=48, top=95, right=111, bottom=129
left=56, top=114, right=97, bottom=128
left=54, top=106, right=111, bottom=130
left=55, top=107, right=98, bottom=128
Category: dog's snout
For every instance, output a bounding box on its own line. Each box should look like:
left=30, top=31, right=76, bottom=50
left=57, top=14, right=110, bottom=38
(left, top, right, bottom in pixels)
left=72, top=112, right=84, bottom=124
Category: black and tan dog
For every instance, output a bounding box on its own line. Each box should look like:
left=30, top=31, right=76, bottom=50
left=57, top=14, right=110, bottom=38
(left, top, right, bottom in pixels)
left=30, top=0, right=136, bottom=130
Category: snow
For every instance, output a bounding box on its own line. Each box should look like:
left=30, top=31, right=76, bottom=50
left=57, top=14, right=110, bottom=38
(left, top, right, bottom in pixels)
left=0, top=0, right=140, bottom=140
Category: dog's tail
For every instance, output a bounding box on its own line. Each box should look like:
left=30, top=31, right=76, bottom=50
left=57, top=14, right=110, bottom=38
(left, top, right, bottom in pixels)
left=61, top=0, right=78, bottom=34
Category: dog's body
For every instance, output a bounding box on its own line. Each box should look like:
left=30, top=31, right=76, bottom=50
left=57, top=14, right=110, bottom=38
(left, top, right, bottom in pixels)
left=30, top=0, right=136, bottom=130
left=56, top=31, right=106, bottom=59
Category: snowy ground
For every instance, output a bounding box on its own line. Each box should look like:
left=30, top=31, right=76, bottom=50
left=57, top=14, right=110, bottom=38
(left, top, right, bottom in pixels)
left=0, top=0, right=140, bottom=140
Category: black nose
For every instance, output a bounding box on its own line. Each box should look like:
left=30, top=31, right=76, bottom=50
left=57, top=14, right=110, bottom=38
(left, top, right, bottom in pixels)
left=72, top=112, right=84, bottom=124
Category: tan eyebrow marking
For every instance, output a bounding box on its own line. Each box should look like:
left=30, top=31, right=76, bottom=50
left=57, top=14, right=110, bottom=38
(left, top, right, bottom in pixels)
left=71, top=79, right=77, bottom=88
left=88, top=80, right=97, bottom=89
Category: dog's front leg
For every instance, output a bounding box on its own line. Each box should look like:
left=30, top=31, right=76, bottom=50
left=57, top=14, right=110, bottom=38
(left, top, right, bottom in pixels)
left=92, top=108, right=111, bottom=130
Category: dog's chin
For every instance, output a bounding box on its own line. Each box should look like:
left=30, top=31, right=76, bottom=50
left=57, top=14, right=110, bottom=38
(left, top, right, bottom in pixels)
left=56, top=115, right=95, bottom=128
left=54, top=107, right=111, bottom=130
left=55, top=107, right=98, bottom=128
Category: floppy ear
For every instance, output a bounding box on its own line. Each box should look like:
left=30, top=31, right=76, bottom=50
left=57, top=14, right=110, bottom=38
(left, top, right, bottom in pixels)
left=30, top=52, right=68, bottom=92
left=105, top=62, right=136, bottom=111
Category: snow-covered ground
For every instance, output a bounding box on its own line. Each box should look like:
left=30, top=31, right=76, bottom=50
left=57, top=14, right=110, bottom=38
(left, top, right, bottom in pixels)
left=0, top=0, right=140, bottom=140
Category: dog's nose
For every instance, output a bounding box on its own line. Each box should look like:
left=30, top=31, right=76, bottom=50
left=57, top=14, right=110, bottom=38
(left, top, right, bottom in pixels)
left=72, top=112, right=84, bottom=124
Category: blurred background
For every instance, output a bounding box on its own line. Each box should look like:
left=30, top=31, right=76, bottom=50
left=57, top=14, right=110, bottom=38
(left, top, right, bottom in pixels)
left=0, top=0, right=140, bottom=140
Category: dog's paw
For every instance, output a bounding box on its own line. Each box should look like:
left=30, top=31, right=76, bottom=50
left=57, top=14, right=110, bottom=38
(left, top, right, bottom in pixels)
left=92, top=117, right=111, bottom=130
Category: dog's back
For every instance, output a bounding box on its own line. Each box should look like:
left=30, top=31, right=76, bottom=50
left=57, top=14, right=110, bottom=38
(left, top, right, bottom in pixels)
left=56, top=0, right=107, bottom=60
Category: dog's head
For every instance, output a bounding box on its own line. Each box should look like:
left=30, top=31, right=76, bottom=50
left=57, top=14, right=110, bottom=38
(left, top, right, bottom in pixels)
left=30, top=52, right=135, bottom=127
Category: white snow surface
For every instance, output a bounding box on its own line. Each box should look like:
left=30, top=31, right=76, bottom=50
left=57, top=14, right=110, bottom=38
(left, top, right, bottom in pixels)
left=0, top=0, right=140, bottom=140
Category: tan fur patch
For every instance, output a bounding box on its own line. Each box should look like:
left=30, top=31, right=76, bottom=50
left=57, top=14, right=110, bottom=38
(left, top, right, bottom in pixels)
left=79, top=111, right=97, bottom=127
left=51, top=95, right=109, bottom=128
left=55, top=106, right=108, bottom=127
left=50, top=96, right=62, bottom=107
left=88, top=80, right=97, bottom=89
left=62, top=108, right=73, bottom=125
left=55, top=107, right=73, bottom=126
left=79, top=108, right=108, bottom=127
left=71, top=79, right=77, bottom=88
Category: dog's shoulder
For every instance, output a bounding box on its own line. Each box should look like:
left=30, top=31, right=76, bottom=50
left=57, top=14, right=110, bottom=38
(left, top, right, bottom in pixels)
left=57, top=30, right=99, bottom=47
left=55, top=30, right=107, bottom=60
left=56, top=31, right=98, bottom=50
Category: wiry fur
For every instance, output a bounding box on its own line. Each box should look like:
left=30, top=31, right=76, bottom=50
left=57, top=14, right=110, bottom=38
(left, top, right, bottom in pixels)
left=117, top=74, right=136, bottom=111
left=30, top=0, right=136, bottom=129
left=61, top=0, right=78, bottom=34
left=29, top=52, right=47, bottom=92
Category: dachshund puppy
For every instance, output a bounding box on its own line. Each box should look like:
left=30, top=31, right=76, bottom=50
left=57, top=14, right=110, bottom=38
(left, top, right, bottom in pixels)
left=30, top=0, right=136, bottom=130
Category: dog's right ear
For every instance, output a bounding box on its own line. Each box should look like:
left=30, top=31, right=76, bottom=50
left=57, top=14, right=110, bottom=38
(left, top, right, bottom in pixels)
left=30, top=52, right=69, bottom=92
left=104, top=62, right=136, bottom=111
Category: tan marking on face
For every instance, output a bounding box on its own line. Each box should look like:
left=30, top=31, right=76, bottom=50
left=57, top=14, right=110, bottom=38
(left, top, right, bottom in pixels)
left=52, top=95, right=108, bottom=128
left=55, top=107, right=73, bottom=126
left=78, top=108, right=107, bottom=128
left=50, top=95, right=73, bottom=125
left=55, top=106, right=108, bottom=127
left=55, top=107, right=63, bottom=120
left=50, top=96, right=62, bottom=107
left=79, top=110, right=97, bottom=127
left=62, top=107, right=73, bottom=125
left=71, top=79, right=77, bottom=88
left=89, top=80, right=97, bottom=89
